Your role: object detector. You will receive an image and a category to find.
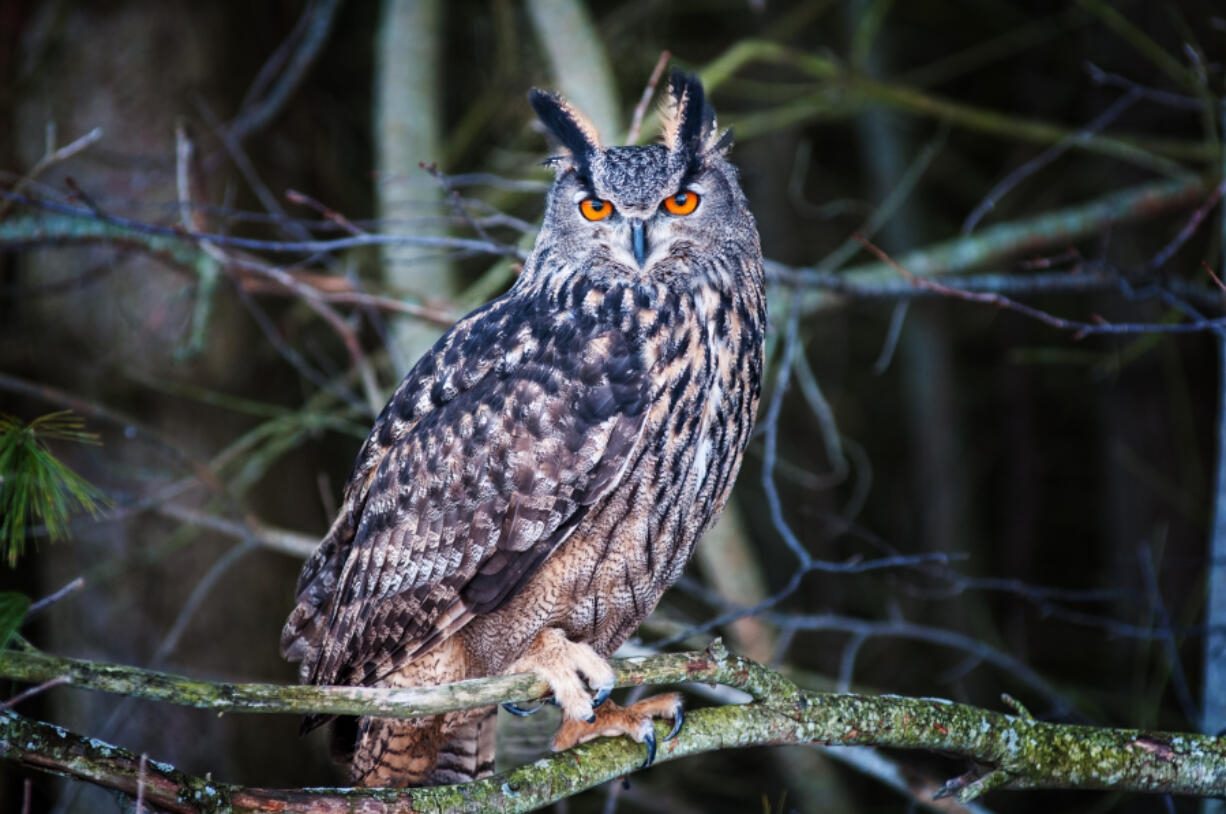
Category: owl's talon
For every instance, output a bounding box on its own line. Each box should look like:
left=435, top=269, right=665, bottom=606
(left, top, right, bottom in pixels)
left=641, top=728, right=657, bottom=768
left=664, top=702, right=683, bottom=741
left=502, top=701, right=543, bottom=717
left=592, top=680, right=613, bottom=709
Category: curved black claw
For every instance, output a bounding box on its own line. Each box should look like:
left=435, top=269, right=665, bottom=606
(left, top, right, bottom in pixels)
left=641, top=729, right=657, bottom=768
left=591, top=680, right=614, bottom=709
left=664, top=703, right=684, bottom=741
left=503, top=694, right=562, bottom=716
left=502, top=701, right=544, bottom=717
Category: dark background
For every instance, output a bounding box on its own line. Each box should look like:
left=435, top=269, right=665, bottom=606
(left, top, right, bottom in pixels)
left=1, top=1, right=1223, bottom=811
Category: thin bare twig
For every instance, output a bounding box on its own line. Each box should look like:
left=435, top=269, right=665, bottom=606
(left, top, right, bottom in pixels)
left=196, top=95, right=314, bottom=245
left=1137, top=541, right=1199, bottom=724
left=228, top=0, right=344, bottom=141
left=872, top=301, right=908, bottom=373
left=313, top=290, right=457, bottom=325
left=172, top=132, right=382, bottom=413
left=1085, top=62, right=1204, bottom=110
left=2, top=190, right=527, bottom=259
left=1146, top=177, right=1226, bottom=271
left=421, top=161, right=501, bottom=258
left=28, top=578, right=85, bottom=615
left=62, top=176, right=103, bottom=216
left=153, top=502, right=317, bottom=559
left=0, top=371, right=233, bottom=503
left=673, top=576, right=1075, bottom=715
left=174, top=122, right=207, bottom=234
left=0, top=124, right=103, bottom=219
left=135, top=753, right=148, bottom=814
left=1, top=676, right=70, bottom=711
left=962, top=88, right=1144, bottom=234
left=626, top=50, right=671, bottom=145
left=286, top=188, right=364, bottom=237
left=1205, top=261, right=1226, bottom=293
left=853, top=234, right=1226, bottom=338
left=229, top=280, right=368, bottom=413
left=174, top=121, right=222, bottom=355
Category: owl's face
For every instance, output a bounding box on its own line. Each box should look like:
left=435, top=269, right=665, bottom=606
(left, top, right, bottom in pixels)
left=529, top=72, right=755, bottom=285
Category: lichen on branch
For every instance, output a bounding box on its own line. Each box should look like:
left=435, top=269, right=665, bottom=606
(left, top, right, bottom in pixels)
left=1, top=641, right=1224, bottom=811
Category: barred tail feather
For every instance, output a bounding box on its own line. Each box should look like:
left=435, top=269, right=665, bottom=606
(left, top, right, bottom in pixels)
left=427, top=706, right=497, bottom=786
left=348, top=707, right=495, bottom=788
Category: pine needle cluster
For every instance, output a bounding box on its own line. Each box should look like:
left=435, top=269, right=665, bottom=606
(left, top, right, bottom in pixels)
left=0, top=411, right=110, bottom=567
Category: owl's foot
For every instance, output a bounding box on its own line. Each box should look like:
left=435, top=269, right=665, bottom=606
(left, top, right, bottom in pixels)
left=507, top=628, right=615, bottom=725
left=551, top=692, right=684, bottom=768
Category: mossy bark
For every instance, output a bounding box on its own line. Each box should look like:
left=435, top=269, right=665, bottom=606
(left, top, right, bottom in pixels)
left=2, top=642, right=1225, bottom=811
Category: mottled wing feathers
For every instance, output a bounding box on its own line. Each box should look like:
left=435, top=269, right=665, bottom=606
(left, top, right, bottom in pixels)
left=280, top=298, right=507, bottom=671
left=283, top=291, right=651, bottom=697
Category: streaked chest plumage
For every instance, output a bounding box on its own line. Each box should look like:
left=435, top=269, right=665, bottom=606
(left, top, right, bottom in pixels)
left=461, top=266, right=764, bottom=662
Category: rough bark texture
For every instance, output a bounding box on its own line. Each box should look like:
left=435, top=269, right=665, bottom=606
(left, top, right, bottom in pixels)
left=3, top=643, right=1225, bottom=811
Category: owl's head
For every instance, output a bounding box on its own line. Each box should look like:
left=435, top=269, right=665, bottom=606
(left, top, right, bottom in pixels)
left=527, top=71, right=755, bottom=282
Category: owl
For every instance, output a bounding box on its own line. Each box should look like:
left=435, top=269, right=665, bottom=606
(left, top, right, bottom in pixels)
left=281, top=71, right=766, bottom=788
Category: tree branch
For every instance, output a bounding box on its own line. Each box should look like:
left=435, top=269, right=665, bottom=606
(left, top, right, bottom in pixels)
left=794, top=173, right=1213, bottom=309
left=5, top=173, right=1220, bottom=324
left=3, top=642, right=1225, bottom=812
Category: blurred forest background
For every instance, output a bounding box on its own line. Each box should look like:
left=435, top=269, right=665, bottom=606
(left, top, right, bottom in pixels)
left=2, top=0, right=1225, bottom=812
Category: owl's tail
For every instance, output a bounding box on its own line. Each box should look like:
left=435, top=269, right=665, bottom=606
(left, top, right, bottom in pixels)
left=427, top=706, right=498, bottom=785
left=346, top=706, right=497, bottom=787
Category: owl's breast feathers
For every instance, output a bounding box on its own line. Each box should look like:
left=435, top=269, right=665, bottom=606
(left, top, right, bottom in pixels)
left=281, top=265, right=763, bottom=714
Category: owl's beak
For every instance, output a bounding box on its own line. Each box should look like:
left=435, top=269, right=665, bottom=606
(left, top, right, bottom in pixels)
left=629, top=219, right=647, bottom=267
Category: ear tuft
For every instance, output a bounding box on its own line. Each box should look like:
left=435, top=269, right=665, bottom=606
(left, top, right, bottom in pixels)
left=660, top=70, right=722, bottom=160
left=529, top=89, right=601, bottom=175
left=709, top=125, right=734, bottom=156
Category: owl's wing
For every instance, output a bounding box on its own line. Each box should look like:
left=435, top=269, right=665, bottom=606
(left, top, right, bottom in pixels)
left=287, top=294, right=651, bottom=696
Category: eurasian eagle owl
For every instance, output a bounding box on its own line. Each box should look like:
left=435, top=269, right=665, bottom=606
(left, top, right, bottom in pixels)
left=282, top=71, right=766, bottom=787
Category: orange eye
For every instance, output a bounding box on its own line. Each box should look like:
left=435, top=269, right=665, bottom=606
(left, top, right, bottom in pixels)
left=663, top=190, right=700, bottom=216
left=580, top=198, right=613, bottom=221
